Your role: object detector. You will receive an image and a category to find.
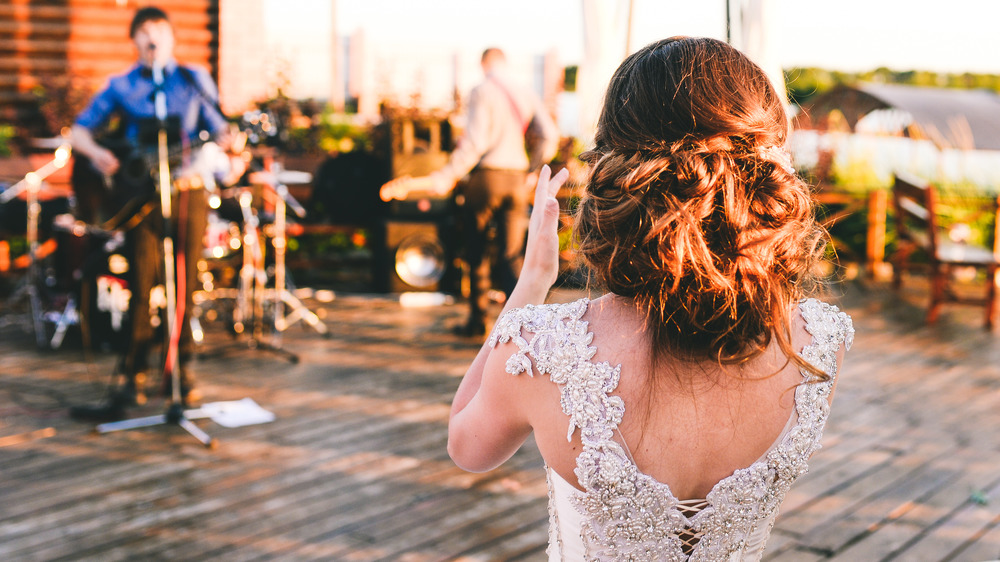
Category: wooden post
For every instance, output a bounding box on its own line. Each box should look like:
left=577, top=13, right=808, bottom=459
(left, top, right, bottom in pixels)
left=867, top=189, right=887, bottom=278
left=400, top=120, right=414, bottom=156
left=428, top=120, right=440, bottom=153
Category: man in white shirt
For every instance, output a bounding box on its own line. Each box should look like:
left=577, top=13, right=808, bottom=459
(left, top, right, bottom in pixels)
left=381, top=48, right=559, bottom=336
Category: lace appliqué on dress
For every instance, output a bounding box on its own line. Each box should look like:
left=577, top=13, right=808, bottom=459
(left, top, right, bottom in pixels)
left=490, top=297, right=855, bottom=561
left=491, top=300, right=625, bottom=443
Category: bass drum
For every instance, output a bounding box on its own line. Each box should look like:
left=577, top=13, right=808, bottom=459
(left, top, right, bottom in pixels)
left=50, top=214, right=95, bottom=294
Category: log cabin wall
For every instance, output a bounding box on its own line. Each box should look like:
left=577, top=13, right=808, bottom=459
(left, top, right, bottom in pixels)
left=0, top=0, right=218, bottom=144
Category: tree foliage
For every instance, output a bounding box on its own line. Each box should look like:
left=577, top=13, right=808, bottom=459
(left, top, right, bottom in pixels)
left=784, top=67, right=1000, bottom=105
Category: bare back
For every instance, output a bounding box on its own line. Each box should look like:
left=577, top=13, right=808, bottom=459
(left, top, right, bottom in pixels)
left=510, top=294, right=840, bottom=501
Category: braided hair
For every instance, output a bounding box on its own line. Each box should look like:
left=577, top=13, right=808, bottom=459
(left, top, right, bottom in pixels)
left=574, top=37, right=828, bottom=380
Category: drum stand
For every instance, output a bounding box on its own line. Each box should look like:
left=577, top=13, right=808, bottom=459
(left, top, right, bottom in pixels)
left=48, top=285, right=78, bottom=349
left=0, top=145, right=72, bottom=349
left=225, top=186, right=300, bottom=362
left=266, top=169, right=329, bottom=340
left=198, top=166, right=329, bottom=363
left=47, top=215, right=120, bottom=350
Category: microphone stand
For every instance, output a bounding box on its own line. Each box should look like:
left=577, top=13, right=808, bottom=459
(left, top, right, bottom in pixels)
left=97, top=61, right=215, bottom=448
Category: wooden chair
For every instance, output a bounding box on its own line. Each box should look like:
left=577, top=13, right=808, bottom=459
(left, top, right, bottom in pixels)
left=890, top=173, right=1000, bottom=329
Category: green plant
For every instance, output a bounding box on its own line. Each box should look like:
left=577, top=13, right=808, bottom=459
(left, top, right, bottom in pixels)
left=0, top=124, right=15, bottom=157
left=817, top=202, right=873, bottom=263
left=935, top=184, right=997, bottom=249
left=563, top=65, right=578, bottom=92
left=316, top=111, right=371, bottom=154
left=287, top=231, right=368, bottom=260
left=255, top=94, right=372, bottom=156
left=830, top=155, right=891, bottom=193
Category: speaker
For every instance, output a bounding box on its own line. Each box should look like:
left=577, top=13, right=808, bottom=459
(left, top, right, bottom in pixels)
left=372, top=218, right=460, bottom=294
left=309, top=151, right=389, bottom=225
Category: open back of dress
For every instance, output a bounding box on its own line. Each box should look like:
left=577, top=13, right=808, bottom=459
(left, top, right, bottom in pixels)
left=489, top=298, right=854, bottom=561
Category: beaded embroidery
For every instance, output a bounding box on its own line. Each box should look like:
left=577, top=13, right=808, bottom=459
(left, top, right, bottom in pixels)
left=490, top=298, right=854, bottom=561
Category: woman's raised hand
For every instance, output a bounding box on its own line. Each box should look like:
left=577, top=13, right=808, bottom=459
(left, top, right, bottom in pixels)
left=519, top=165, right=570, bottom=295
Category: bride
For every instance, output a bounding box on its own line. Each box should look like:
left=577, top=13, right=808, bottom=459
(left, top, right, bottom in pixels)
left=445, top=37, right=854, bottom=560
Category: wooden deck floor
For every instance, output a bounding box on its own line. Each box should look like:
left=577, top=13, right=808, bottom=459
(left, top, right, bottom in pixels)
left=1, top=277, right=999, bottom=561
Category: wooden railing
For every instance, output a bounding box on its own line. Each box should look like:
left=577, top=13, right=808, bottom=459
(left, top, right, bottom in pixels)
left=814, top=186, right=888, bottom=277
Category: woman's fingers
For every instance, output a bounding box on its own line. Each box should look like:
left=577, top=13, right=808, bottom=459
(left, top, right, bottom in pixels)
left=521, top=165, right=571, bottom=283
left=548, top=167, right=570, bottom=197
left=533, top=165, right=552, bottom=211
left=531, top=165, right=570, bottom=229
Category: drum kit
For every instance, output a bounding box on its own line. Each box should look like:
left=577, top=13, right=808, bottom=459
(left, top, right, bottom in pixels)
left=0, top=138, right=328, bottom=360
left=0, top=142, right=75, bottom=349
left=196, top=161, right=329, bottom=362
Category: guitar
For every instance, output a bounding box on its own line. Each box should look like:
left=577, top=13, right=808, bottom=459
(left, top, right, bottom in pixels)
left=72, top=112, right=271, bottom=229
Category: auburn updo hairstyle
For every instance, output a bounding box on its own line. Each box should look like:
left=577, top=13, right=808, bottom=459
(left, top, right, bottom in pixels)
left=574, top=37, right=828, bottom=380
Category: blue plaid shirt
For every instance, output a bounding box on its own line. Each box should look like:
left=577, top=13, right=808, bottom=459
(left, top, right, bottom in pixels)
left=75, top=59, right=228, bottom=146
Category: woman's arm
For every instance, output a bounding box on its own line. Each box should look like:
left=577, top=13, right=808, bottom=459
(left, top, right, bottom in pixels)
left=447, top=165, right=570, bottom=472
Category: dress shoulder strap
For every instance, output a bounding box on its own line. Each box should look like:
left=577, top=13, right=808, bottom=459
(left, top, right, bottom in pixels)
left=489, top=298, right=625, bottom=442
left=797, top=298, right=855, bottom=384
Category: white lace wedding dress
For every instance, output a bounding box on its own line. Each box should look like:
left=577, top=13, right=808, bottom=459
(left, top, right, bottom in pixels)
left=489, top=298, right=854, bottom=561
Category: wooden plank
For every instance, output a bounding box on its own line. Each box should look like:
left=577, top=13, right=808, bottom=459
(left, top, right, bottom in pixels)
left=145, top=451, right=460, bottom=558
left=776, top=439, right=956, bottom=554
left=949, top=514, right=1000, bottom=562
left=264, top=452, right=546, bottom=561
left=803, top=449, right=966, bottom=556
left=0, top=461, right=197, bottom=558
left=120, top=421, right=459, bottom=558
left=866, top=188, right=887, bottom=274
left=885, top=471, right=1000, bottom=560
left=762, top=546, right=828, bottom=562
left=829, top=449, right=1000, bottom=560
left=0, top=21, right=71, bottom=36
left=0, top=282, right=998, bottom=560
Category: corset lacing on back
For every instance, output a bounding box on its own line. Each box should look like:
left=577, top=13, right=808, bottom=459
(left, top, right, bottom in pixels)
left=676, top=499, right=710, bottom=555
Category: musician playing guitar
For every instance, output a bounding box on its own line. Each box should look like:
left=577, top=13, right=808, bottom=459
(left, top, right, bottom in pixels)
left=70, top=6, right=244, bottom=420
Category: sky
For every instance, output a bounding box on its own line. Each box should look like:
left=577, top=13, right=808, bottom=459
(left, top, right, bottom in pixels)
left=325, top=0, right=1000, bottom=73
left=261, top=0, right=1000, bottom=106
